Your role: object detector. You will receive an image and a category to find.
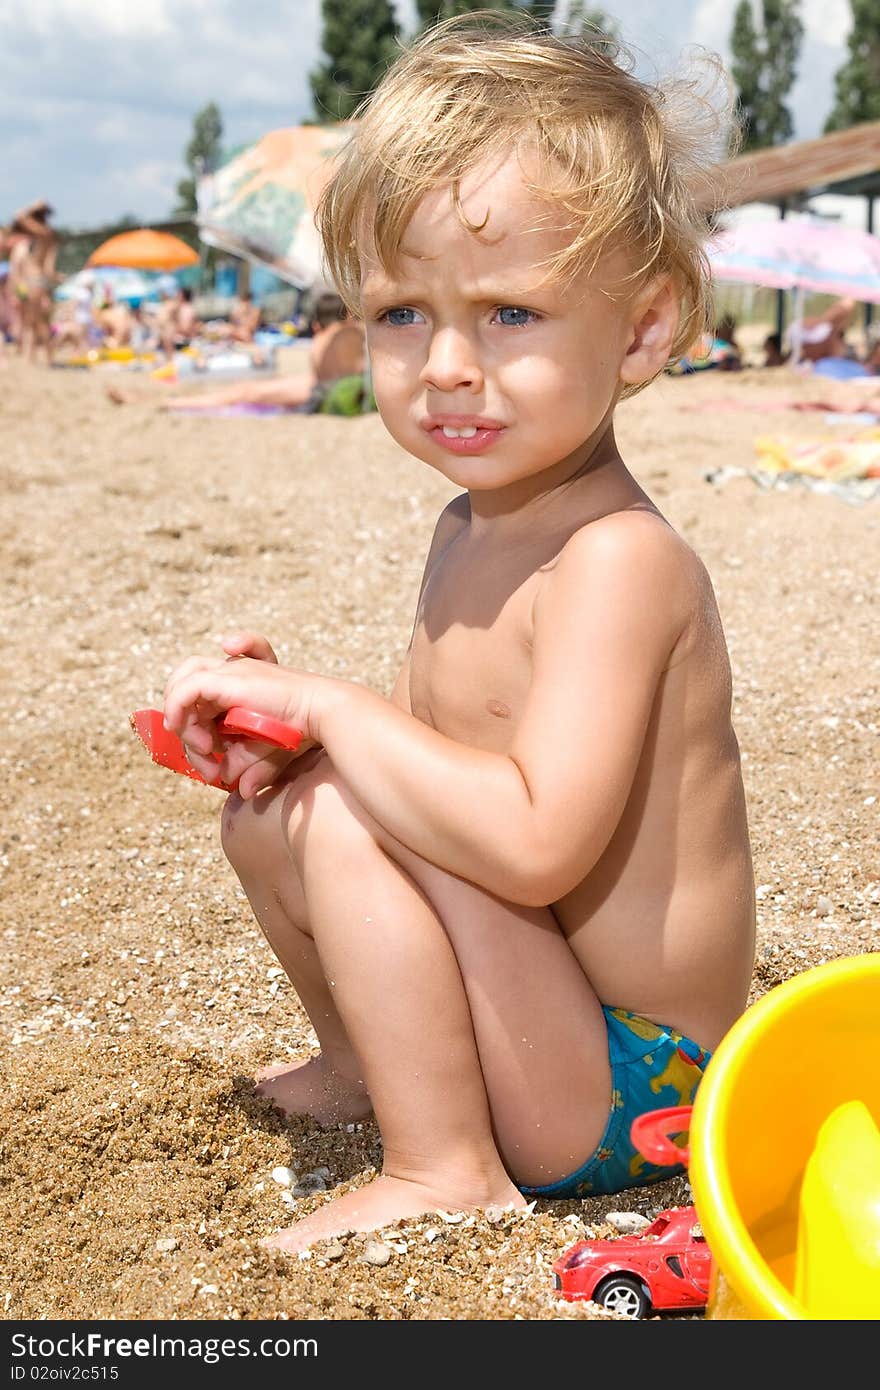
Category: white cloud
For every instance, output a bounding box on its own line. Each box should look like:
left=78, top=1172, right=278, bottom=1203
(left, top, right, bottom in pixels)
left=690, top=0, right=737, bottom=53
left=1, top=0, right=325, bottom=225
left=123, top=159, right=184, bottom=196
left=0, top=0, right=851, bottom=229
left=802, top=0, right=851, bottom=47
left=20, top=0, right=176, bottom=39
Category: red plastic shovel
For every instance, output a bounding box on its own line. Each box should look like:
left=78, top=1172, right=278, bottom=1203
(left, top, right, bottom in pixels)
left=129, top=707, right=303, bottom=791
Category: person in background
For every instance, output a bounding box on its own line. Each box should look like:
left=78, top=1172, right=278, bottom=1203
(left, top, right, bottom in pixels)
left=225, top=290, right=262, bottom=343
left=52, top=283, right=96, bottom=356
left=174, top=287, right=200, bottom=344
left=712, top=314, right=742, bottom=370
left=129, top=301, right=159, bottom=355
left=96, top=288, right=133, bottom=349
left=156, top=285, right=201, bottom=359
left=666, top=313, right=740, bottom=374
left=0, top=235, right=16, bottom=361
left=155, top=284, right=179, bottom=360
left=7, top=199, right=60, bottom=364
left=762, top=331, right=789, bottom=368
left=108, top=290, right=366, bottom=411
left=862, top=323, right=880, bottom=375
left=786, top=297, right=856, bottom=363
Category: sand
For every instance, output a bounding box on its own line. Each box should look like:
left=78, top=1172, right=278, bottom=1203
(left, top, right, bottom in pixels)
left=1, top=359, right=877, bottom=1322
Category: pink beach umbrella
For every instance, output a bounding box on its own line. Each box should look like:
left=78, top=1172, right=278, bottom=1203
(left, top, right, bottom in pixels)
left=707, top=217, right=880, bottom=304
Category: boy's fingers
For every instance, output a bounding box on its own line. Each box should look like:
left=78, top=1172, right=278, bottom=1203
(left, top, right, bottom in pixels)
left=221, top=632, right=278, bottom=664
left=164, top=667, right=237, bottom=734
left=181, top=743, right=223, bottom=783
left=163, top=655, right=226, bottom=713
left=233, top=747, right=296, bottom=800
left=177, top=715, right=220, bottom=756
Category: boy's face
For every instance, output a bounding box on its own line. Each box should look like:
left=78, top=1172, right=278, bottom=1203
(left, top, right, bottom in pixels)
left=359, top=153, right=677, bottom=495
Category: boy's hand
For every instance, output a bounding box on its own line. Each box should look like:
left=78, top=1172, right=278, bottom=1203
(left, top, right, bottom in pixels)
left=221, top=630, right=279, bottom=665
left=164, top=632, right=324, bottom=799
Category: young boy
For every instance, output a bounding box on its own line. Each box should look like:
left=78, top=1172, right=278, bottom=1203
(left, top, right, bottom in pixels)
left=163, top=13, right=755, bottom=1253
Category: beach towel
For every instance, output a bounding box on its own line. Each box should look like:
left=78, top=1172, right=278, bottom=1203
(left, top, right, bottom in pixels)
left=704, top=425, right=880, bottom=504
left=754, top=428, right=880, bottom=481
left=811, top=357, right=871, bottom=381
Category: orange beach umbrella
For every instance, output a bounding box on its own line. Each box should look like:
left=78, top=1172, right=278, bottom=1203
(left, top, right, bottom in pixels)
left=87, top=228, right=199, bottom=271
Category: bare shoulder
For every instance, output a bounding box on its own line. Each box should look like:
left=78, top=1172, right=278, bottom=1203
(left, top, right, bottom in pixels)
left=437, top=490, right=471, bottom=530
left=424, top=492, right=470, bottom=566
left=389, top=495, right=470, bottom=713
left=547, top=508, right=702, bottom=583
left=537, top=509, right=711, bottom=661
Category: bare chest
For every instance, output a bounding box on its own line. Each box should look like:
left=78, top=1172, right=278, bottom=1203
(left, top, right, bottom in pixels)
left=407, top=539, right=541, bottom=750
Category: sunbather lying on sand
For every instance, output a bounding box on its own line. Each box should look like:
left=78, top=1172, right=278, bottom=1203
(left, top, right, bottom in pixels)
left=107, top=292, right=365, bottom=412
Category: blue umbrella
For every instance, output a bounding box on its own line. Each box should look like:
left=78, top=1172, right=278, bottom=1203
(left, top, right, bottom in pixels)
left=55, top=266, right=165, bottom=304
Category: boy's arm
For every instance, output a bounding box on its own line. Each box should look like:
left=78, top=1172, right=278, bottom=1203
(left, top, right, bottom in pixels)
left=165, top=515, right=689, bottom=906
left=315, top=515, right=690, bottom=904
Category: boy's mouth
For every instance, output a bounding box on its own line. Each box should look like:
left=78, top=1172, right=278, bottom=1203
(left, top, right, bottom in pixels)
left=423, top=415, right=505, bottom=454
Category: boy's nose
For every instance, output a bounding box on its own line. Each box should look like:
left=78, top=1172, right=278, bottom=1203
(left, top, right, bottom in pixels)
left=419, top=326, right=484, bottom=393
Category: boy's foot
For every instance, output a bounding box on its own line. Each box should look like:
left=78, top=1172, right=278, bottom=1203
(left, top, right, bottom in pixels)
left=255, top=1056, right=372, bottom=1126
left=262, top=1173, right=528, bottom=1254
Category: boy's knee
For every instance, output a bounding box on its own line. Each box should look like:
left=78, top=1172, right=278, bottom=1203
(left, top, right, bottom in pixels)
left=220, top=790, right=278, bottom=872
left=282, top=761, right=379, bottom=867
left=220, top=758, right=379, bottom=880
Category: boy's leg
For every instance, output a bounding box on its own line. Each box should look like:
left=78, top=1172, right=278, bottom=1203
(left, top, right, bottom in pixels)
left=165, top=376, right=314, bottom=412
left=223, top=756, right=612, bottom=1251
left=221, top=783, right=372, bottom=1126
left=224, top=764, right=526, bottom=1250
left=283, top=761, right=614, bottom=1193
left=361, top=832, right=613, bottom=1190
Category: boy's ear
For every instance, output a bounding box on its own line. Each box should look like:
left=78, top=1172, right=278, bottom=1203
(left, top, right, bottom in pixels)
left=618, top=276, right=680, bottom=387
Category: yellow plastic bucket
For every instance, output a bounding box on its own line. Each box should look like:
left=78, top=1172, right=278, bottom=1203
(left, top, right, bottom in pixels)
left=687, top=953, right=880, bottom=1318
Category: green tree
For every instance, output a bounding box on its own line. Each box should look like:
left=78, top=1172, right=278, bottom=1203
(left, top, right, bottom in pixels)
left=519, top=0, right=557, bottom=19
left=730, top=1, right=804, bottom=150
left=825, top=0, right=880, bottom=131
left=175, top=102, right=223, bottom=213
left=562, top=3, right=619, bottom=41
left=415, top=1, right=516, bottom=27
left=311, top=0, right=400, bottom=121
left=730, top=1, right=762, bottom=148
left=415, top=3, right=617, bottom=39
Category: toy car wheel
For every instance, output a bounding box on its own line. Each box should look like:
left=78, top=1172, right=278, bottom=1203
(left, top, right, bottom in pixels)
left=594, top=1274, right=650, bottom=1319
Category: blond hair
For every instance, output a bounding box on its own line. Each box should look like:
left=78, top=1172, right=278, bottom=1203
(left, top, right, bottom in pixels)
left=318, top=10, right=734, bottom=377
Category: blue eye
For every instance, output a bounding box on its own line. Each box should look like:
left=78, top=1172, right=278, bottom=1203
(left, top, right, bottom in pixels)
left=382, top=307, right=422, bottom=326
left=496, top=306, right=536, bottom=327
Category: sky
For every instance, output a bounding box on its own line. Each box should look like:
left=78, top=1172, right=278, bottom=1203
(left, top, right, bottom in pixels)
left=0, top=0, right=855, bottom=230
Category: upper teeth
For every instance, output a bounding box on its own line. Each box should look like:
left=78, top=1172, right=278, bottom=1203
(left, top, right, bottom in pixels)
left=442, top=425, right=478, bottom=438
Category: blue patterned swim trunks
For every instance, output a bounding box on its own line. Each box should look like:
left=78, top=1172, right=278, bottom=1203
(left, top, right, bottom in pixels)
left=519, top=1007, right=711, bottom=1199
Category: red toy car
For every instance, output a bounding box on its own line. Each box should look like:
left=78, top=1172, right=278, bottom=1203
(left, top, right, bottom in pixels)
left=553, top=1206, right=711, bottom=1319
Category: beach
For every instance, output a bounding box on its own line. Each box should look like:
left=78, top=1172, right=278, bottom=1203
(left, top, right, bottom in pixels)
left=1, top=359, right=877, bottom=1321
